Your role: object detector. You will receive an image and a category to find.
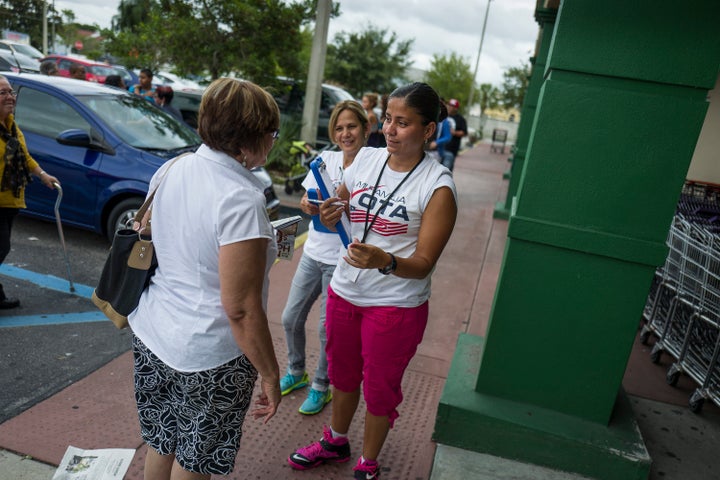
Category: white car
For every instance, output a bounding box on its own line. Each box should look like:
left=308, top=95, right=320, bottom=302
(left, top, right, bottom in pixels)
left=0, top=40, right=44, bottom=60
left=154, top=71, right=203, bottom=90
left=0, top=49, right=40, bottom=73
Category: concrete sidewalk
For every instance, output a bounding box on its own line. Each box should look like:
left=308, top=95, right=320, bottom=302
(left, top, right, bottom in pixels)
left=2, top=141, right=719, bottom=479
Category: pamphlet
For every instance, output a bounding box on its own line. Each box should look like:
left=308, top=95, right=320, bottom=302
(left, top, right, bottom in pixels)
left=309, top=157, right=351, bottom=247
left=52, top=446, right=135, bottom=480
left=272, top=215, right=303, bottom=260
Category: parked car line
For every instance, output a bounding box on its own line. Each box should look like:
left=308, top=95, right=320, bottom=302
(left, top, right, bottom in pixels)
left=5, top=73, right=279, bottom=241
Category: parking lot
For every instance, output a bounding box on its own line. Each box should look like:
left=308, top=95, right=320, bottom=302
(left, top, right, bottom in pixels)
left=0, top=204, right=304, bottom=425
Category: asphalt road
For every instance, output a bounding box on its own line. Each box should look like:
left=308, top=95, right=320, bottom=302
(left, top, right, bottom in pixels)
left=0, top=204, right=305, bottom=424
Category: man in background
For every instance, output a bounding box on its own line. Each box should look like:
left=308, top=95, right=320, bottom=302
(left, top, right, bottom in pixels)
left=445, top=98, right=467, bottom=171
left=69, top=64, right=86, bottom=81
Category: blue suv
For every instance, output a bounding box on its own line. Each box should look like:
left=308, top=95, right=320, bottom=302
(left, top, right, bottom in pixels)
left=5, top=73, right=279, bottom=240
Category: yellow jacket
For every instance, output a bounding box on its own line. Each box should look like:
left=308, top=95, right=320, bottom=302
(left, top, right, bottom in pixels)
left=0, top=114, right=39, bottom=208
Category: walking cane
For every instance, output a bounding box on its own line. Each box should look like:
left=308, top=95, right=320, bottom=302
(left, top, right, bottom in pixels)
left=53, top=182, right=75, bottom=292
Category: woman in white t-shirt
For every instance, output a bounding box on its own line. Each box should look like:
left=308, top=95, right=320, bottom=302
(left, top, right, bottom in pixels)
left=128, top=78, right=282, bottom=480
left=280, top=100, right=371, bottom=415
left=289, top=82, right=457, bottom=479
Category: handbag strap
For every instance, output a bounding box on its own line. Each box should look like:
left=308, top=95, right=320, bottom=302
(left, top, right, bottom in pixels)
left=133, top=153, right=189, bottom=227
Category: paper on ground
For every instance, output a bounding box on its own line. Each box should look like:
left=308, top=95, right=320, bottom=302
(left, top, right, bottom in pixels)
left=52, top=446, right=135, bottom=480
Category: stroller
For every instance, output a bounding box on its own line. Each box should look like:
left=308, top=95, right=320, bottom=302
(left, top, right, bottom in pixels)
left=283, top=141, right=337, bottom=195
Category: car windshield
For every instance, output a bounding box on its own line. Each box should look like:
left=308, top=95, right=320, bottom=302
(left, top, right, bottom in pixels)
left=77, top=94, right=200, bottom=150
left=87, top=65, right=115, bottom=77
left=12, top=43, right=43, bottom=59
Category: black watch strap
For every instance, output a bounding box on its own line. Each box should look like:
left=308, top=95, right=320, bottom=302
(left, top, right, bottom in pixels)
left=378, top=252, right=397, bottom=275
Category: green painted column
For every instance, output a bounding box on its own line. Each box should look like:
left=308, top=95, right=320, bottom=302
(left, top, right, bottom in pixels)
left=494, top=7, right=556, bottom=219
left=436, top=2, right=720, bottom=479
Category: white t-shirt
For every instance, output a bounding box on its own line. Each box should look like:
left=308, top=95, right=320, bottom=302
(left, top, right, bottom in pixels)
left=301, top=150, right=347, bottom=265
left=330, top=147, right=457, bottom=307
left=129, top=144, right=277, bottom=372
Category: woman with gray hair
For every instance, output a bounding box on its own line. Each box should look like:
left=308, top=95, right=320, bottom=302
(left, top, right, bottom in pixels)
left=128, top=78, right=282, bottom=479
left=0, top=75, right=59, bottom=309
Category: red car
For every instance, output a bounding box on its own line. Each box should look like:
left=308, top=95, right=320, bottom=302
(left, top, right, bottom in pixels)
left=40, top=54, right=117, bottom=83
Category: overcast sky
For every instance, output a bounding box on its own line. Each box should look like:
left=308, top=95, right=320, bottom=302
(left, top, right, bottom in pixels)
left=52, top=0, right=539, bottom=86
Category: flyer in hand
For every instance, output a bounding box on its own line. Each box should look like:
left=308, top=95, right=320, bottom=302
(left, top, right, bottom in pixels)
left=309, top=157, right=351, bottom=248
left=271, top=215, right=303, bottom=260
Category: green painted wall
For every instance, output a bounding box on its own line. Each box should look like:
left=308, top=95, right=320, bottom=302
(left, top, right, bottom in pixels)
left=478, top=0, right=720, bottom=426
left=437, top=1, right=720, bottom=477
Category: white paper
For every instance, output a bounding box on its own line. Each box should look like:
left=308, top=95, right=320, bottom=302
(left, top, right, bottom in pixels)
left=52, top=446, right=135, bottom=480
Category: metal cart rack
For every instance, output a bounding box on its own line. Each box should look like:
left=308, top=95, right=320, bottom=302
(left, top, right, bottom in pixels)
left=490, top=128, right=508, bottom=154
left=640, top=182, right=720, bottom=412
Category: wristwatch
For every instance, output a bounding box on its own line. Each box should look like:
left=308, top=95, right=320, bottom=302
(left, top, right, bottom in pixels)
left=378, top=252, right=397, bottom=275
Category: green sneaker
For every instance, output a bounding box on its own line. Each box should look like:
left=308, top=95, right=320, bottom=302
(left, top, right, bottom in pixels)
left=299, top=388, right=332, bottom=415
left=280, top=372, right=309, bottom=396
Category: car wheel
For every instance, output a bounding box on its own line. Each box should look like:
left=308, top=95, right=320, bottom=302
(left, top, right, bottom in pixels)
left=106, top=197, right=144, bottom=241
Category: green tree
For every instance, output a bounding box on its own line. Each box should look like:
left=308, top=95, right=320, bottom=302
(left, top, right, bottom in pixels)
left=111, top=0, right=155, bottom=33
left=105, top=0, right=314, bottom=84
left=424, top=52, right=474, bottom=108
left=478, top=83, right=501, bottom=113
left=325, top=24, right=412, bottom=98
left=0, top=0, right=62, bottom=50
left=500, top=60, right=531, bottom=110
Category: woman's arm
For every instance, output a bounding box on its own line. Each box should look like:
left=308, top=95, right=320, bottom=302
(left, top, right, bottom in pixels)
left=344, top=186, right=457, bottom=279
left=435, top=120, right=452, bottom=147
left=219, top=238, right=281, bottom=422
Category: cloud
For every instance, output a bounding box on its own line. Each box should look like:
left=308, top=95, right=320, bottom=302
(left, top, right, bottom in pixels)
left=327, top=0, right=538, bottom=85
left=52, top=0, right=539, bottom=86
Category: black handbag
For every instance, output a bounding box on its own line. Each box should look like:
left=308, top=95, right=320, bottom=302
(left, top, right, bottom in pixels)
left=92, top=227, right=157, bottom=329
left=91, top=155, right=184, bottom=328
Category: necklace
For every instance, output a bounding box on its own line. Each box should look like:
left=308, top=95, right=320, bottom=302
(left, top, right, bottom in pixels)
left=361, top=154, right=424, bottom=243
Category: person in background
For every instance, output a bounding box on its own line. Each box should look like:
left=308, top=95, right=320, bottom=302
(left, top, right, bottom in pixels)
left=375, top=93, right=388, bottom=148
left=444, top=98, right=467, bottom=171
left=39, top=60, right=58, bottom=76
left=129, top=68, right=156, bottom=103
left=362, top=92, right=383, bottom=148
left=128, top=78, right=281, bottom=480
left=104, top=75, right=126, bottom=90
left=0, top=75, right=60, bottom=309
left=428, top=102, right=452, bottom=167
left=154, top=85, right=184, bottom=122
left=69, top=63, right=85, bottom=81
left=280, top=100, right=371, bottom=416
left=288, top=82, right=457, bottom=479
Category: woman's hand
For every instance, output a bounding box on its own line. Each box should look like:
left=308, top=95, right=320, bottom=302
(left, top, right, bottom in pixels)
left=39, top=172, right=59, bottom=189
left=299, top=194, right=320, bottom=216
left=318, top=196, right=346, bottom=231
left=343, top=239, right=389, bottom=270
left=251, top=376, right=281, bottom=424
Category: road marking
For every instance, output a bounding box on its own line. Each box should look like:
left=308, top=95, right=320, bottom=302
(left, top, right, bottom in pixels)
left=0, top=264, right=98, bottom=328
left=0, top=311, right=107, bottom=327
left=0, top=264, right=93, bottom=298
left=0, top=232, right=309, bottom=327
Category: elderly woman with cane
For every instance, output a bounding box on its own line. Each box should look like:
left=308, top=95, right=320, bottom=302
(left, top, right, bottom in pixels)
left=0, top=75, right=59, bottom=309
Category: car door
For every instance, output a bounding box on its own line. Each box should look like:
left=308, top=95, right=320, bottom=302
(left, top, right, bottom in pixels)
left=12, top=83, right=105, bottom=230
left=56, top=58, right=73, bottom=78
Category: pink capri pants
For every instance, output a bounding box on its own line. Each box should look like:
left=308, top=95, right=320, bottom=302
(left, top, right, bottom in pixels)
left=325, top=286, right=428, bottom=427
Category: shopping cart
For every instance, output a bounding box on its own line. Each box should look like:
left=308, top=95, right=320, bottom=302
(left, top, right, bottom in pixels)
left=664, top=222, right=720, bottom=412
left=641, top=181, right=720, bottom=413
left=490, top=128, right=508, bottom=154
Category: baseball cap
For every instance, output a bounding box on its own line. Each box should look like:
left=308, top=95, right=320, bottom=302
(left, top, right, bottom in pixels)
left=448, top=99, right=460, bottom=108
